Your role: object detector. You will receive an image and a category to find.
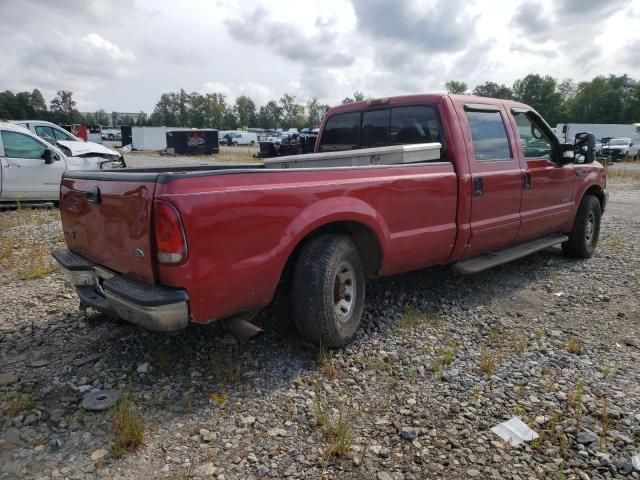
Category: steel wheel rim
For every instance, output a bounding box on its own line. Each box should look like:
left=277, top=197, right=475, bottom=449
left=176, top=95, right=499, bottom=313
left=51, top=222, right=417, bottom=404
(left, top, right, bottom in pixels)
left=585, top=211, right=595, bottom=244
left=333, top=260, right=356, bottom=322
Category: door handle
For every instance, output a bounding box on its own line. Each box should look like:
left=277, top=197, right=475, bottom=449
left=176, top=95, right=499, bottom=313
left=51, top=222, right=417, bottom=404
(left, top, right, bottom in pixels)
left=524, top=172, right=531, bottom=190
left=473, top=177, right=484, bottom=197
left=86, top=185, right=101, bottom=204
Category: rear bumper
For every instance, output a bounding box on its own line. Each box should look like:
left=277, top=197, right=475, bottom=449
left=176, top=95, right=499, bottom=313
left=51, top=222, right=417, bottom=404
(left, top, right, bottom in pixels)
left=52, top=248, right=189, bottom=332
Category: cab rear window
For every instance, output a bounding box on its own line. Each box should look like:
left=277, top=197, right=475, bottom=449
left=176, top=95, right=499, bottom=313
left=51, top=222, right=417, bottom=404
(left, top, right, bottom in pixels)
left=319, top=105, right=442, bottom=153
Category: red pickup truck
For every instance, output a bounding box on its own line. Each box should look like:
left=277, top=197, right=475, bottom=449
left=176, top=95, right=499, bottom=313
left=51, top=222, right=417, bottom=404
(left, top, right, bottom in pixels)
left=53, top=94, right=606, bottom=347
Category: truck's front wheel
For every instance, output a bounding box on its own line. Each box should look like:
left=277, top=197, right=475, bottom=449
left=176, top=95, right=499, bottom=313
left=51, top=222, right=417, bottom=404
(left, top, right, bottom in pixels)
left=292, top=235, right=365, bottom=348
left=562, top=195, right=601, bottom=259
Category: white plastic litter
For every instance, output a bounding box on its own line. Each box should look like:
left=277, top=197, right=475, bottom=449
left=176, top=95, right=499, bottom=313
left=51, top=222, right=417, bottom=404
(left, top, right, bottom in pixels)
left=121, top=144, right=132, bottom=153
left=491, top=417, right=539, bottom=446
left=632, top=455, right=640, bottom=471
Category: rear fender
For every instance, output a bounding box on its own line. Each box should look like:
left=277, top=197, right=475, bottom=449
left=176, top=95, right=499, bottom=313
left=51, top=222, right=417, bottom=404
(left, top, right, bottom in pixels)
left=281, top=197, right=390, bottom=267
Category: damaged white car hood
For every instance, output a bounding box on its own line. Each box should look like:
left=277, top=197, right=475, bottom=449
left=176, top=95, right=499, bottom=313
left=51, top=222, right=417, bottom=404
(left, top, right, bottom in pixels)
left=56, top=140, right=120, bottom=158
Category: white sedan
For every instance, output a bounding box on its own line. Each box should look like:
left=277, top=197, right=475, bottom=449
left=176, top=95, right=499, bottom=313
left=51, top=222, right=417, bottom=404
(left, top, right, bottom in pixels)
left=0, top=122, right=123, bottom=203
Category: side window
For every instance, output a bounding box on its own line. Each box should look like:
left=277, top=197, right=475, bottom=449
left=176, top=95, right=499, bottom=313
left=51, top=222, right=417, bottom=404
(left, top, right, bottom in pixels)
left=390, top=106, right=441, bottom=145
left=465, top=110, right=512, bottom=161
left=361, top=109, right=390, bottom=147
left=35, top=126, right=56, bottom=140
left=319, top=112, right=360, bottom=152
left=513, top=112, right=552, bottom=159
left=1, top=131, right=47, bottom=159
left=53, top=127, right=75, bottom=141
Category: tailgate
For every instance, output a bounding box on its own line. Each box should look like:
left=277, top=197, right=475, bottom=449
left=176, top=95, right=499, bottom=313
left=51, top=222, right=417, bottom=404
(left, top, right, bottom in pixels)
left=59, top=176, right=157, bottom=283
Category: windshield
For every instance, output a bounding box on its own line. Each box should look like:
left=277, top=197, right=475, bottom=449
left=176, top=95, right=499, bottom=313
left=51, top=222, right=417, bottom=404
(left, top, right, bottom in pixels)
left=609, top=138, right=629, bottom=145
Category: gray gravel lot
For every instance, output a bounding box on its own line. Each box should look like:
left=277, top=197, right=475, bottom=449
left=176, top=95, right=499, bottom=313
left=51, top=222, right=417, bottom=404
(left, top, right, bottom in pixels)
left=0, top=179, right=639, bottom=479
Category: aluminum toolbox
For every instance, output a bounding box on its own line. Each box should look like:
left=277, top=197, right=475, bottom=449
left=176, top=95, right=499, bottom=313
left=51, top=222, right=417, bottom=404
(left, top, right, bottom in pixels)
left=263, top=142, right=442, bottom=169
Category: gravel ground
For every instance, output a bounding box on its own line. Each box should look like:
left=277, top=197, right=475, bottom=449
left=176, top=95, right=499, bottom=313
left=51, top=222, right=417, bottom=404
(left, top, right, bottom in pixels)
left=1, top=179, right=639, bottom=479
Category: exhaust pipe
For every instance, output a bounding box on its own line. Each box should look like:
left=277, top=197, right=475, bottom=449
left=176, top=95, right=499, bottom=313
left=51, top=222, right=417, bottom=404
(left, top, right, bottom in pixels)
left=221, top=311, right=263, bottom=341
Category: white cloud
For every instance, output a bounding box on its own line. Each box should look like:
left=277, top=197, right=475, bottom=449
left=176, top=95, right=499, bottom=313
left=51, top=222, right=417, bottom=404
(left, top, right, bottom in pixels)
left=0, top=0, right=639, bottom=112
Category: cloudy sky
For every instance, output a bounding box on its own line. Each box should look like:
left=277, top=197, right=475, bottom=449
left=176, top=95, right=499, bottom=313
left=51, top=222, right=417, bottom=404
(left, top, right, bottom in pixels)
left=1, top=0, right=639, bottom=112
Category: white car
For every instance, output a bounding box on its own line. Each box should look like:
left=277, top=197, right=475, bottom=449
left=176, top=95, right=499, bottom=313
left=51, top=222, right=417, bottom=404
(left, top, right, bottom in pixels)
left=220, top=131, right=257, bottom=146
left=10, top=120, right=124, bottom=164
left=0, top=122, right=123, bottom=203
left=600, top=137, right=639, bottom=161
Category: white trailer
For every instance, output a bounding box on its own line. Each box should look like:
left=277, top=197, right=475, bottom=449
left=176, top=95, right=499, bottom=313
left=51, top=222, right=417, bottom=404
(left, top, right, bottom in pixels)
left=556, top=123, right=640, bottom=145
left=131, top=127, right=192, bottom=151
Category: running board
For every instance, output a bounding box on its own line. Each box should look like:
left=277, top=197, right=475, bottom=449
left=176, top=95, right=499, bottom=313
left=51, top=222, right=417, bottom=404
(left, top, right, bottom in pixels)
left=453, top=234, right=568, bottom=274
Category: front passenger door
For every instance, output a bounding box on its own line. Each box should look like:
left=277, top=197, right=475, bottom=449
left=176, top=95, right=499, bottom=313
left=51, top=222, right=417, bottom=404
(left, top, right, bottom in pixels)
left=510, top=110, right=575, bottom=243
left=0, top=131, right=65, bottom=201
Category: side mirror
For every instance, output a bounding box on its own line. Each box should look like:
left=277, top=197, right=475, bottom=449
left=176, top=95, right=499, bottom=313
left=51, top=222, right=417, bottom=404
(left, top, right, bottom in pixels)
left=574, top=132, right=596, bottom=164
left=42, top=148, right=54, bottom=164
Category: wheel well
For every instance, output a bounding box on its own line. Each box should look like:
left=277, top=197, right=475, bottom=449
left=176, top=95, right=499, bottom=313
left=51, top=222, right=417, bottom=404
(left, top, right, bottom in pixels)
left=584, top=185, right=605, bottom=211
left=284, top=221, right=382, bottom=282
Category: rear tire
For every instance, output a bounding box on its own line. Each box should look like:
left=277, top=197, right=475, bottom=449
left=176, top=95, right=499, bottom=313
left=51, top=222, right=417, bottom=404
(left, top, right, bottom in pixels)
left=562, top=195, right=601, bottom=259
left=292, top=235, right=365, bottom=348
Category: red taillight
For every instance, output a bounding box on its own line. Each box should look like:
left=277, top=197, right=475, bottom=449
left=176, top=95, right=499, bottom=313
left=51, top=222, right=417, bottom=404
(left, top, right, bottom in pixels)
left=154, top=201, right=187, bottom=265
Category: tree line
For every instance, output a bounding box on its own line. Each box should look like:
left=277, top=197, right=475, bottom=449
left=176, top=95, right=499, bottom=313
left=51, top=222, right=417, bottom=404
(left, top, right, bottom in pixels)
left=1, top=74, right=638, bottom=131
left=445, top=74, right=640, bottom=127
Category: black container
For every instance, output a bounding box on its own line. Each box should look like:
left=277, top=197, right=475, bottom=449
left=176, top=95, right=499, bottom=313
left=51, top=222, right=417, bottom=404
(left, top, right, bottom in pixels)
left=167, top=129, right=219, bottom=155
left=121, top=125, right=132, bottom=147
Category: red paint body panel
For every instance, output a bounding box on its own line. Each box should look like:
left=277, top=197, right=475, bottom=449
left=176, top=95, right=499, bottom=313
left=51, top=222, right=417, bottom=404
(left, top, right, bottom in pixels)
left=58, top=94, right=607, bottom=326
left=155, top=165, right=457, bottom=322
left=59, top=178, right=157, bottom=282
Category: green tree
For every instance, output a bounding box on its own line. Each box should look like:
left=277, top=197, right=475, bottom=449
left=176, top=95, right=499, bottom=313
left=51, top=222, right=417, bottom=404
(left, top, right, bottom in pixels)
left=306, top=97, right=328, bottom=127
left=135, top=111, right=148, bottom=126
left=512, top=74, right=564, bottom=126
left=472, top=82, right=512, bottom=99
left=203, top=93, right=227, bottom=128
left=30, top=89, right=47, bottom=118
left=279, top=93, right=305, bottom=129
left=234, top=95, right=257, bottom=128
left=341, top=91, right=367, bottom=104
left=49, top=90, right=76, bottom=123
left=445, top=81, right=468, bottom=94
left=257, top=100, right=282, bottom=129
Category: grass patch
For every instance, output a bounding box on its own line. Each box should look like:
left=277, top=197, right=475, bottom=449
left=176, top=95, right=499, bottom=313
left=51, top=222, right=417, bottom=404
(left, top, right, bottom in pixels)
left=111, top=391, right=144, bottom=453
left=313, top=390, right=353, bottom=458
left=209, top=348, right=242, bottom=385
left=317, top=344, right=338, bottom=380
left=0, top=209, right=62, bottom=285
left=395, top=308, right=445, bottom=332
left=606, top=166, right=640, bottom=183
left=478, top=349, right=499, bottom=375
left=2, top=392, right=38, bottom=417
left=567, top=337, right=583, bottom=355
left=566, top=381, right=585, bottom=427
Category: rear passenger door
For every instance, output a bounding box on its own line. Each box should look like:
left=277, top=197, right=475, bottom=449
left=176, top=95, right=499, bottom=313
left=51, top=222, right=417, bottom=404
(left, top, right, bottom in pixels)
left=460, top=104, right=523, bottom=257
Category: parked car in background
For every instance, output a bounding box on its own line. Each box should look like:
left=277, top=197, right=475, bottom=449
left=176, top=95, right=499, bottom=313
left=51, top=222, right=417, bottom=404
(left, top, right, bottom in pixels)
left=600, top=137, right=638, bottom=161
left=10, top=120, right=124, bottom=164
left=53, top=94, right=605, bottom=348
left=0, top=123, right=124, bottom=203
left=229, top=132, right=258, bottom=146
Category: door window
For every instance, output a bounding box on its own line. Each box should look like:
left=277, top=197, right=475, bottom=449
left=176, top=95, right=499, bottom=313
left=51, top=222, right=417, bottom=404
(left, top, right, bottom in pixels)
left=512, top=112, right=552, bottom=159
left=53, top=127, right=75, bottom=141
left=465, top=111, right=512, bottom=161
left=35, top=126, right=57, bottom=141
left=1, top=131, right=47, bottom=159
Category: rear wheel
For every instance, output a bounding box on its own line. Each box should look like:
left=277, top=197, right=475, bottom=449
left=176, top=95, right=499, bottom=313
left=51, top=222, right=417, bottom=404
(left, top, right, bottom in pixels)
left=292, top=235, right=365, bottom=348
left=562, top=195, right=601, bottom=259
